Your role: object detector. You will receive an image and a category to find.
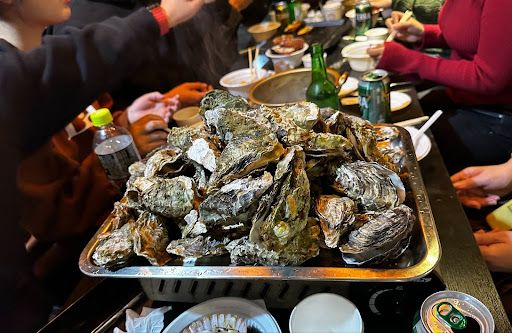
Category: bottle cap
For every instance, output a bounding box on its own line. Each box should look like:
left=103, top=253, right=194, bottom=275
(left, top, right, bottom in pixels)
left=90, top=108, right=113, bottom=127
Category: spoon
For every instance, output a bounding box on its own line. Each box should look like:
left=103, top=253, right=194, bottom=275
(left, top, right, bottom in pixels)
left=412, top=110, right=443, bottom=143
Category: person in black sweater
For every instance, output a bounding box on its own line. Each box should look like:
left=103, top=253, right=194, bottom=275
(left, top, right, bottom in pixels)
left=48, top=0, right=272, bottom=109
left=0, top=0, right=204, bottom=331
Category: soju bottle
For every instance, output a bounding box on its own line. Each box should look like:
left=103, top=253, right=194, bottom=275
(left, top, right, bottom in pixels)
left=306, top=43, right=341, bottom=110
left=287, top=0, right=296, bottom=23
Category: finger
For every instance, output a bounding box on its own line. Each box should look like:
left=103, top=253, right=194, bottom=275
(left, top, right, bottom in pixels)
left=390, top=11, right=403, bottom=23
left=474, top=231, right=508, bottom=245
left=183, top=82, right=209, bottom=91
left=460, top=197, right=482, bottom=209
left=145, top=91, right=164, bottom=101
left=146, top=130, right=169, bottom=141
left=451, top=167, right=481, bottom=183
left=367, top=47, right=383, bottom=57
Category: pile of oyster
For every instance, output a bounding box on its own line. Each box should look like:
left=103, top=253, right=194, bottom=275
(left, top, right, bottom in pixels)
left=92, top=90, right=415, bottom=269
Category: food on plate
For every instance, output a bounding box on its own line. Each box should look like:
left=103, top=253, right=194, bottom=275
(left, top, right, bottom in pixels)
left=92, top=90, right=415, bottom=269
left=182, top=313, right=248, bottom=333
left=271, top=35, right=305, bottom=55
left=297, top=25, right=313, bottom=36
left=284, top=20, right=303, bottom=33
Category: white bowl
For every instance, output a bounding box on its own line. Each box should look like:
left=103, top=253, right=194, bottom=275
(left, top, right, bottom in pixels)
left=289, top=293, right=363, bottom=333
left=323, top=1, right=342, bottom=20
left=247, top=21, right=281, bottom=42
left=172, top=106, right=202, bottom=127
left=341, top=41, right=377, bottom=72
left=365, top=27, right=389, bottom=41
left=219, top=68, right=272, bottom=98
left=301, top=52, right=327, bottom=68
left=266, top=42, right=309, bottom=72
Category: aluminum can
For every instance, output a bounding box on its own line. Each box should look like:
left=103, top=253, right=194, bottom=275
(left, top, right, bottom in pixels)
left=413, top=291, right=495, bottom=333
left=274, top=1, right=289, bottom=26
left=358, top=69, right=390, bottom=123
left=355, top=0, right=372, bottom=35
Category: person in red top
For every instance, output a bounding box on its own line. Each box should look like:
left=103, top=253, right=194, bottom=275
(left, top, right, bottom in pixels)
left=368, top=0, right=512, bottom=173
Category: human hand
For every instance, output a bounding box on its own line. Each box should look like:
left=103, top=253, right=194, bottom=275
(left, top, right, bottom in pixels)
left=369, top=0, right=391, bottom=9
left=130, top=114, right=169, bottom=157
left=229, top=0, right=253, bottom=12
left=367, top=43, right=385, bottom=61
left=385, top=11, right=424, bottom=43
left=127, top=92, right=179, bottom=124
left=160, top=0, right=205, bottom=28
left=475, top=231, right=512, bottom=273
left=164, top=82, right=213, bottom=107
left=451, top=160, right=512, bottom=209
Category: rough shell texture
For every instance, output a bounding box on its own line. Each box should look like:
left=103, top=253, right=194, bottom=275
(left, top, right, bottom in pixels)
left=199, top=172, right=273, bottom=228
left=110, top=201, right=134, bottom=230
left=186, top=138, right=220, bottom=173
left=181, top=209, right=207, bottom=238
left=260, top=106, right=312, bottom=146
left=166, top=235, right=228, bottom=258
left=340, top=204, right=415, bottom=265
left=315, top=195, right=356, bottom=248
left=278, top=102, right=320, bottom=130
left=332, top=161, right=405, bottom=211
left=167, top=125, right=209, bottom=151
left=131, top=211, right=171, bottom=266
left=128, top=161, right=146, bottom=178
left=144, top=147, right=184, bottom=178
left=200, top=89, right=249, bottom=116
left=304, top=132, right=354, bottom=159
left=92, top=222, right=134, bottom=268
left=126, top=176, right=195, bottom=218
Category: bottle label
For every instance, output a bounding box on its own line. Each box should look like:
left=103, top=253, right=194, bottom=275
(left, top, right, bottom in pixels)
left=96, top=143, right=139, bottom=182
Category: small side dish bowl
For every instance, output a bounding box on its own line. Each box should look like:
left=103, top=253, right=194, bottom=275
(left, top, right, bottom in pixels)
left=247, top=22, right=281, bottom=42
left=172, top=106, right=202, bottom=127
left=341, top=41, right=377, bottom=72
left=301, top=52, right=327, bottom=68
left=365, top=27, right=389, bottom=41
left=219, top=68, right=272, bottom=98
left=265, top=42, right=309, bottom=71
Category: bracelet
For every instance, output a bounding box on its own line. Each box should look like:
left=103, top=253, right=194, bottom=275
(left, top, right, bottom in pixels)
left=147, top=5, right=169, bottom=36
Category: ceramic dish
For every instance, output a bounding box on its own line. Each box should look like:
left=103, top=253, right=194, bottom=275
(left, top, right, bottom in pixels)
left=247, top=22, right=281, bottom=42
left=391, top=91, right=412, bottom=112
left=266, top=43, right=309, bottom=71
left=219, top=68, right=272, bottom=98
left=404, top=126, right=432, bottom=161
left=172, top=106, right=202, bottom=127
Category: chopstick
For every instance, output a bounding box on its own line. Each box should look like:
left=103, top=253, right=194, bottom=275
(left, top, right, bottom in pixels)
left=248, top=47, right=253, bottom=78
left=90, top=292, right=145, bottom=333
left=386, top=10, right=413, bottom=42
left=254, top=47, right=260, bottom=78
left=393, top=116, right=429, bottom=127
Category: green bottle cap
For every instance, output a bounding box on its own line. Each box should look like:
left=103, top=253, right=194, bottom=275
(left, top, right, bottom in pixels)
left=90, top=108, right=113, bottom=127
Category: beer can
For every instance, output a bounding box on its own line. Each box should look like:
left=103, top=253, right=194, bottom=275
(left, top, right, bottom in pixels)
left=358, top=69, right=390, bottom=124
left=413, top=291, right=495, bottom=333
left=274, top=1, right=289, bottom=26
left=355, top=0, right=372, bottom=36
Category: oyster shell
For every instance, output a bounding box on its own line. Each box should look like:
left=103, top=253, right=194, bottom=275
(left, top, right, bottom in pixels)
left=332, top=161, right=405, bottom=211
left=260, top=106, right=312, bottom=146
left=208, top=136, right=284, bottom=191
left=126, top=176, right=195, bottom=218
left=144, top=147, right=185, bottom=177
left=167, top=125, right=209, bottom=151
left=92, top=222, right=134, bottom=268
left=182, top=313, right=247, bottom=333
left=277, top=102, right=320, bottom=130
left=200, top=89, right=249, bottom=116
left=186, top=138, right=220, bottom=173
left=340, top=204, right=415, bottom=265
left=131, top=211, right=171, bottom=266
left=110, top=200, right=134, bottom=230
left=128, top=161, right=146, bottom=178
left=166, top=235, right=228, bottom=258
left=200, top=172, right=273, bottom=228
left=304, top=132, right=354, bottom=159
left=181, top=209, right=207, bottom=238
left=315, top=195, right=356, bottom=248
left=249, top=147, right=310, bottom=251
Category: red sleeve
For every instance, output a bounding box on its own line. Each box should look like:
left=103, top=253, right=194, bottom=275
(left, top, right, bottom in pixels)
left=378, top=0, right=512, bottom=95
left=421, top=24, right=447, bottom=49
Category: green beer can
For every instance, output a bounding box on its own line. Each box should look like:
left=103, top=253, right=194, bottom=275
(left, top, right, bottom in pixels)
left=355, top=0, right=372, bottom=36
left=358, top=69, right=391, bottom=123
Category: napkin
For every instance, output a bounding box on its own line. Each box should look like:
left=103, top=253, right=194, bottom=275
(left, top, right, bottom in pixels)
left=113, top=306, right=172, bottom=333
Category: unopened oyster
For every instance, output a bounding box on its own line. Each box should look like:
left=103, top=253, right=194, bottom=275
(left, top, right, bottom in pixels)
left=200, top=90, right=249, bottom=116
left=110, top=200, right=134, bottom=230
left=167, top=125, right=209, bottom=151
left=200, top=172, right=273, bottom=228
left=315, top=195, right=356, bottom=248
left=128, top=161, right=146, bottom=178
left=92, top=222, right=134, bottom=268
left=126, top=176, right=195, bottom=218
left=277, top=102, right=320, bottom=130
left=304, top=132, right=354, bottom=159
left=250, top=147, right=310, bottom=251
left=332, top=161, right=405, bottom=211
left=166, top=235, right=228, bottom=258
left=131, top=211, right=171, bottom=266
left=181, top=209, right=207, bottom=238
left=260, top=107, right=312, bottom=146
left=186, top=138, right=220, bottom=173
left=144, top=147, right=185, bottom=177
left=340, top=204, right=415, bottom=265
left=208, top=136, right=284, bottom=191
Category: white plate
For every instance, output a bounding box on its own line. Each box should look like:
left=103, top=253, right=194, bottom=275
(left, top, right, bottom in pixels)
left=404, top=126, right=432, bottom=161
left=338, top=76, right=359, bottom=97
left=289, top=293, right=363, bottom=333
left=162, top=297, right=282, bottom=333
left=391, top=91, right=412, bottom=112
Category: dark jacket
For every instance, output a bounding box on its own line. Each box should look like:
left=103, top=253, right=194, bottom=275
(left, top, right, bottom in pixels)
left=0, top=9, right=161, bottom=332
left=48, top=0, right=271, bottom=108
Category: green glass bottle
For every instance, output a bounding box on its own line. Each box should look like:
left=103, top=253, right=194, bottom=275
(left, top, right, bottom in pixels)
left=287, top=0, right=296, bottom=23
left=306, top=43, right=341, bottom=110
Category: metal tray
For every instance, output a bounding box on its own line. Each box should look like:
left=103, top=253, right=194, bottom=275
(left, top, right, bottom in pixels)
left=79, top=126, right=441, bottom=282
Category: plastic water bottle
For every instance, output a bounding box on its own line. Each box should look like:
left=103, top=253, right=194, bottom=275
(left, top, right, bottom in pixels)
left=91, top=108, right=140, bottom=189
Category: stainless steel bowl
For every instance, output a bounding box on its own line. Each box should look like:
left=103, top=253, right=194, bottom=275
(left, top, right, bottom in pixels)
left=249, top=68, right=340, bottom=106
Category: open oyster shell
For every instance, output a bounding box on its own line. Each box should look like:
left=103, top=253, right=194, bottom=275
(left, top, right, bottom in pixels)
left=332, top=161, right=405, bottom=211
left=131, top=211, right=171, bottom=266
left=92, top=222, right=134, bottom=268
left=126, top=176, right=195, bottom=218
left=144, top=147, right=185, bottom=178
left=315, top=195, right=357, bottom=248
left=340, top=204, right=415, bottom=265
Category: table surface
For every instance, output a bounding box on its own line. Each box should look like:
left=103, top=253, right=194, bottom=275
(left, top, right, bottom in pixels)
left=40, top=24, right=511, bottom=333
